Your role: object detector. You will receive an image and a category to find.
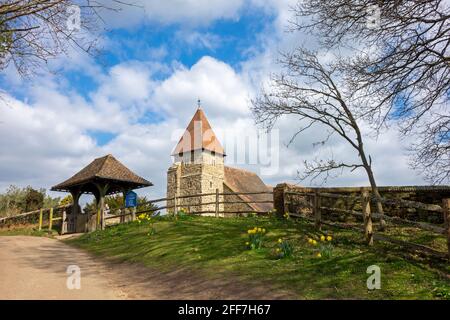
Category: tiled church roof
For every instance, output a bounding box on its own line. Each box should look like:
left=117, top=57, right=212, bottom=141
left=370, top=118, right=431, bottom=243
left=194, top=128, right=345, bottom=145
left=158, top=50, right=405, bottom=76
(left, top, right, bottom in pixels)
left=224, top=166, right=273, bottom=212
left=172, top=108, right=225, bottom=156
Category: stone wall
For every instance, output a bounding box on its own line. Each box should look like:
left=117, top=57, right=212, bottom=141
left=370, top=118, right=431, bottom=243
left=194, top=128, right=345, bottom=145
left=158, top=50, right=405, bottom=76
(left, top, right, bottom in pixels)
left=274, top=183, right=450, bottom=224
left=167, top=150, right=225, bottom=215
left=166, top=163, right=181, bottom=214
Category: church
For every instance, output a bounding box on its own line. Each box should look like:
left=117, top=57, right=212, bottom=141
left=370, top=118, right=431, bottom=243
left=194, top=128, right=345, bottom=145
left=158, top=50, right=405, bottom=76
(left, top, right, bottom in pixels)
left=166, top=105, right=273, bottom=215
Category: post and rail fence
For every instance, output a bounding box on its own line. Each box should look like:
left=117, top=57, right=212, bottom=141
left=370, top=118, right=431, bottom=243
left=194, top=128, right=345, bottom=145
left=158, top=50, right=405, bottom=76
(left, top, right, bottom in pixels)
left=0, top=204, right=71, bottom=232
left=103, top=189, right=274, bottom=222
left=1, top=184, right=449, bottom=260
left=273, top=184, right=450, bottom=260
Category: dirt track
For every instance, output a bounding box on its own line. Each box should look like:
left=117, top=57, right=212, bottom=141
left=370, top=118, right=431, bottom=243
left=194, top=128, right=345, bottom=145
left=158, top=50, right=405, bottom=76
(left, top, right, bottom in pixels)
left=0, top=236, right=292, bottom=300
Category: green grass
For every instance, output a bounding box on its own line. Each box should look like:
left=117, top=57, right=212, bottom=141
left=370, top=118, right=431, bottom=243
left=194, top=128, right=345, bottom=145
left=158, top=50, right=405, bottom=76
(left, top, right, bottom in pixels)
left=67, top=215, right=450, bottom=299
left=0, top=224, right=58, bottom=237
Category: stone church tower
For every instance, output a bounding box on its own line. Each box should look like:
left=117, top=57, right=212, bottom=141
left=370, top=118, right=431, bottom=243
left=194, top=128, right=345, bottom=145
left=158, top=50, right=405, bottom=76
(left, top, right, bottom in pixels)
left=167, top=106, right=225, bottom=214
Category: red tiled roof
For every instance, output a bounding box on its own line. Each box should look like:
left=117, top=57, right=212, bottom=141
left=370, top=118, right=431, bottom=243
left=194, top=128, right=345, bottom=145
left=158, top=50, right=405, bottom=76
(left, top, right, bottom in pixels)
left=224, top=166, right=273, bottom=212
left=51, top=154, right=152, bottom=192
left=172, top=108, right=225, bottom=156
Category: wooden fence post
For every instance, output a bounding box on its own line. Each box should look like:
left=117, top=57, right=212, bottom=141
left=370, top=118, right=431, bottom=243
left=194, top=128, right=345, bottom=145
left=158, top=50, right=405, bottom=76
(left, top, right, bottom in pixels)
left=119, top=208, right=124, bottom=224
left=38, top=208, right=43, bottom=231
left=48, top=207, right=54, bottom=232
left=215, top=188, right=219, bottom=218
left=130, top=207, right=136, bottom=221
left=361, top=190, right=373, bottom=246
left=443, top=198, right=450, bottom=259
left=314, top=190, right=321, bottom=230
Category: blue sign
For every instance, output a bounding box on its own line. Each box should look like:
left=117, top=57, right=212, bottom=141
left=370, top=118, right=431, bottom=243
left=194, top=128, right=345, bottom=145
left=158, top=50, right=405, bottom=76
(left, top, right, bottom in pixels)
left=125, top=191, right=137, bottom=208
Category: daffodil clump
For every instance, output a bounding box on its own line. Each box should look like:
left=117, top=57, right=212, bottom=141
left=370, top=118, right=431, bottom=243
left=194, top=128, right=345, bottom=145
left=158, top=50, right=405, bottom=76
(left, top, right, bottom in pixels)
left=283, top=212, right=290, bottom=220
left=137, top=213, right=151, bottom=223
left=177, top=208, right=188, bottom=216
left=267, top=208, right=277, bottom=218
left=275, top=238, right=293, bottom=259
left=173, top=208, right=189, bottom=222
left=137, top=213, right=156, bottom=236
left=307, top=234, right=333, bottom=258
left=246, top=227, right=266, bottom=250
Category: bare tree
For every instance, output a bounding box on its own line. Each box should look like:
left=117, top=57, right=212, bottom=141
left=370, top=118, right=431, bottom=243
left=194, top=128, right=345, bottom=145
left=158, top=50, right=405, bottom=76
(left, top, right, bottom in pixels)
left=0, top=0, right=137, bottom=76
left=409, top=114, right=450, bottom=184
left=251, top=49, right=386, bottom=228
left=291, top=0, right=450, bottom=184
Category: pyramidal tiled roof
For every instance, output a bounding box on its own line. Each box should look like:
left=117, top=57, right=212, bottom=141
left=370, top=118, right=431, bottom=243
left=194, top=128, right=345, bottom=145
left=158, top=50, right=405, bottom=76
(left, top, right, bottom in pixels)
left=172, top=108, right=225, bottom=156
left=51, top=154, right=152, bottom=191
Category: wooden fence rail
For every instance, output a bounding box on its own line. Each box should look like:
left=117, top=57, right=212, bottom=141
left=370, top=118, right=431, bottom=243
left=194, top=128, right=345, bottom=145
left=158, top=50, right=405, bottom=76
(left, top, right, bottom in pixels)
left=92, top=189, right=274, bottom=227
left=281, top=187, right=450, bottom=259
left=0, top=204, right=71, bottom=232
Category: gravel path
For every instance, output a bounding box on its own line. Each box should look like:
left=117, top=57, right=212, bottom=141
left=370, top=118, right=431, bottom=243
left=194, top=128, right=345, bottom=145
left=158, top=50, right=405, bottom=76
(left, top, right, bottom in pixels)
left=0, top=236, right=293, bottom=300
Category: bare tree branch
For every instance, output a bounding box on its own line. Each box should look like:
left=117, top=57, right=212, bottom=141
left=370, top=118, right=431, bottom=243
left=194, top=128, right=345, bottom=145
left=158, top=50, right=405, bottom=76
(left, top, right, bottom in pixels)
left=0, top=0, right=139, bottom=77
left=251, top=48, right=387, bottom=228
left=291, top=0, right=450, bottom=184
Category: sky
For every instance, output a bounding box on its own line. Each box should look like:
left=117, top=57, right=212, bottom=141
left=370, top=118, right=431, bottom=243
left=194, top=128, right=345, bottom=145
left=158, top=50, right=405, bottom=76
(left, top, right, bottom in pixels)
left=0, top=0, right=428, bottom=203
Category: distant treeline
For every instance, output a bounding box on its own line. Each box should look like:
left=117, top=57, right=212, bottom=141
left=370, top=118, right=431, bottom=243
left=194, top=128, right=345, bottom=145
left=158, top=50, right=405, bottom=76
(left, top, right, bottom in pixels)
left=0, top=185, right=158, bottom=218
left=0, top=185, right=62, bottom=217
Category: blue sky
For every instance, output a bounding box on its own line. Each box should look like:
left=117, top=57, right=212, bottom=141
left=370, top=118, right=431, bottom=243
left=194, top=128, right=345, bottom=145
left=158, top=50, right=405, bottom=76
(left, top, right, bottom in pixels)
left=0, top=0, right=428, bottom=201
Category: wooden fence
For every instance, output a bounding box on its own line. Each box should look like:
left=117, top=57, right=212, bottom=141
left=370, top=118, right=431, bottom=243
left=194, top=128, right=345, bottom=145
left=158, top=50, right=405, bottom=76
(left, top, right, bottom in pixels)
left=103, top=189, right=274, bottom=225
left=2, top=184, right=449, bottom=261
left=274, top=186, right=450, bottom=259
left=0, top=204, right=71, bottom=231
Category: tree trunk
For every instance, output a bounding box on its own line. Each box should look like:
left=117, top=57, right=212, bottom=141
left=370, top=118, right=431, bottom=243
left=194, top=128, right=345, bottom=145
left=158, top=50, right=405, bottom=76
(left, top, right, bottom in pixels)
left=359, top=151, right=386, bottom=231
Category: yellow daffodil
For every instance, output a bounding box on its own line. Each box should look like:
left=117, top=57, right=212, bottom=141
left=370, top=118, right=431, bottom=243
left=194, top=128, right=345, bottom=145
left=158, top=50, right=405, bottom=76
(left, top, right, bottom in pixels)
left=312, top=240, right=317, bottom=245
left=316, top=253, right=322, bottom=258
left=326, top=236, right=332, bottom=241
left=276, top=248, right=281, bottom=252
left=257, top=227, right=262, bottom=232
left=308, top=238, right=313, bottom=244
left=245, top=242, right=250, bottom=246
left=278, top=238, right=283, bottom=244
left=320, top=235, right=325, bottom=241
left=262, top=228, right=266, bottom=233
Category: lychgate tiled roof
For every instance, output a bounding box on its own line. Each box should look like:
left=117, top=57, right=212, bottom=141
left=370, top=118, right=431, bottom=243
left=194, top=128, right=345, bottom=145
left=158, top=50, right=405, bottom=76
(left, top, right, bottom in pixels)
left=51, top=154, right=152, bottom=192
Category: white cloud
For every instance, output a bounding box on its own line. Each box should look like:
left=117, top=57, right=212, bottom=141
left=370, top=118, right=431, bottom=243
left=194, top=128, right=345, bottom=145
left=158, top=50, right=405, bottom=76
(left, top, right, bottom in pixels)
left=96, top=0, right=245, bottom=28
left=153, top=56, right=251, bottom=119
left=0, top=0, right=429, bottom=204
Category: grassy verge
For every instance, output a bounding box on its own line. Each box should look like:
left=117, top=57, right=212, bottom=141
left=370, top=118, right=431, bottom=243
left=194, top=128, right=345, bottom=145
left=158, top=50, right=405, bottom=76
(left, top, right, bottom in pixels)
left=67, top=215, right=450, bottom=299
left=0, top=224, right=58, bottom=237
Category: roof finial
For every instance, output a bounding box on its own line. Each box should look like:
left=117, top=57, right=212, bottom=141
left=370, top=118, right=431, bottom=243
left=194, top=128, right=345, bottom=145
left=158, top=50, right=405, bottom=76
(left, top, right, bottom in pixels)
left=197, top=98, right=201, bottom=109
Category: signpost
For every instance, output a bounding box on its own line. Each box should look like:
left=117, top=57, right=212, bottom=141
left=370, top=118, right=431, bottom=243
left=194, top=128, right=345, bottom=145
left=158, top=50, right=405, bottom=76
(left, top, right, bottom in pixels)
left=125, top=191, right=137, bottom=208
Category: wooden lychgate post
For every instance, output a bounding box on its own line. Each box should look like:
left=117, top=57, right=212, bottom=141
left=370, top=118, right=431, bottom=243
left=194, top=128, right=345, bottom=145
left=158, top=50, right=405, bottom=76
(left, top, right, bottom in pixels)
left=314, top=190, right=321, bottom=230
left=361, top=190, right=373, bottom=246
left=443, top=198, right=450, bottom=259
left=61, top=207, right=67, bottom=234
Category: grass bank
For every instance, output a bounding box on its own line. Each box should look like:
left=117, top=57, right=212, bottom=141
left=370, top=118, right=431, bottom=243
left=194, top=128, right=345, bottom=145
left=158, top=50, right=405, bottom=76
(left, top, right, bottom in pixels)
left=67, top=215, right=449, bottom=299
